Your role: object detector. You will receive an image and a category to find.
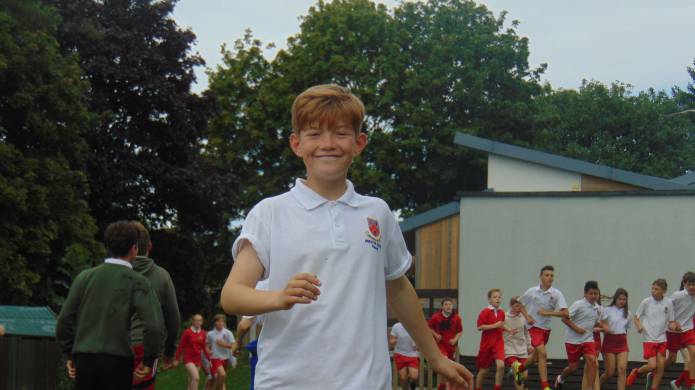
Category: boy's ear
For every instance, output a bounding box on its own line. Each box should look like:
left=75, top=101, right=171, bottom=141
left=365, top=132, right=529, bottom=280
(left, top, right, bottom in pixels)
left=289, top=132, right=302, bottom=157
left=353, top=132, right=368, bottom=156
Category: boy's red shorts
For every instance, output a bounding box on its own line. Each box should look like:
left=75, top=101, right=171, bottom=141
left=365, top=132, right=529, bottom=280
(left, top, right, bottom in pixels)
left=132, top=344, right=157, bottom=390
left=504, top=356, right=527, bottom=367
left=210, top=358, right=228, bottom=375
left=682, top=329, right=695, bottom=346
left=667, top=332, right=682, bottom=352
left=529, top=327, right=551, bottom=347
left=394, top=353, right=420, bottom=370
left=593, top=332, right=602, bottom=357
left=602, top=334, right=629, bottom=354
left=438, top=342, right=457, bottom=360
left=476, top=342, right=505, bottom=369
left=643, top=342, right=667, bottom=359
left=565, top=342, right=597, bottom=364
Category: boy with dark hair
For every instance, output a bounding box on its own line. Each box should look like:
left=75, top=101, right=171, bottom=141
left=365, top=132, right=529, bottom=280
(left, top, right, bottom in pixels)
left=130, top=221, right=180, bottom=390
left=516, top=265, right=569, bottom=390
left=666, top=272, right=695, bottom=390
left=555, top=281, right=603, bottom=390
left=56, top=221, right=164, bottom=390
left=429, top=297, right=464, bottom=361
left=220, top=84, right=473, bottom=389
left=627, top=278, right=677, bottom=390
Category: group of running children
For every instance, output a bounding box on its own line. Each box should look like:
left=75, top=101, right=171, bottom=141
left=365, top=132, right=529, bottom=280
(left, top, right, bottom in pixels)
left=54, top=83, right=694, bottom=390
left=389, top=266, right=695, bottom=390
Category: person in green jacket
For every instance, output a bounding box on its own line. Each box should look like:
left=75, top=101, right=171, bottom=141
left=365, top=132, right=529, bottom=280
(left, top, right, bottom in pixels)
left=130, top=221, right=181, bottom=390
left=56, top=221, right=164, bottom=390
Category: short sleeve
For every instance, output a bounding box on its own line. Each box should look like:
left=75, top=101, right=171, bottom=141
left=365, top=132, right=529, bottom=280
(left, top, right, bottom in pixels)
left=666, top=300, right=675, bottom=322
left=232, top=203, right=271, bottom=279
left=476, top=310, right=487, bottom=327
left=383, top=211, right=412, bottom=281
left=455, top=315, right=463, bottom=333
left=568, top=301, right=579, bottom=319
left=635, top=299, right=647, bottom=319
left=555, top=290, right=568, bottom=310
left=518, top=288, right=533, bottom=306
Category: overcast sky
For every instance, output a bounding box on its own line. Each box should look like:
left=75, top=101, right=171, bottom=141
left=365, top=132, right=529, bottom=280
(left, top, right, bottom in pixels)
left=172, top=0, right=695, bottom=94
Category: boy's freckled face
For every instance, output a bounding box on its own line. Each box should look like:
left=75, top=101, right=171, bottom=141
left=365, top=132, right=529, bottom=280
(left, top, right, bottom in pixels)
left=290, top=121, right=367, bottom=182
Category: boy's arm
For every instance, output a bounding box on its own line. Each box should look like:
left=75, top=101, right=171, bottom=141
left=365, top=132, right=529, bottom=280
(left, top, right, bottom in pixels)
left=235, top=317, right=253, bottom=345
left=561, top=317, right=586, bottom=334
left=538, top=308, right=569, bottom=318
left=633, top=315, right=644, bottom=333
left=386, top=275, right=473, bottom=389
left=55, top=273, right=85, bottom=359
left=220, top=241, right=321, bottom=315
left=388, top=334, right=398, bottom=349
left=134, top=281, right=165, bottom=367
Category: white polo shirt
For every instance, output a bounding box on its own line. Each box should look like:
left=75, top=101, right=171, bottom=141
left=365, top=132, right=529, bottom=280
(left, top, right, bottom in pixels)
left=565, top=298, right=602, bottom=344
left=635, top=296, right=675, bottom=342
left=391, top=322, right=418, bottom=358
left=602, top=305, right=631, bottom=335
left=670, top=290, right=695, bottom=332
left=519, top=285, right=568, bottom=330
left=232, top=179, right=412, bottom=390
left=207, top=327, right=235, bottom=360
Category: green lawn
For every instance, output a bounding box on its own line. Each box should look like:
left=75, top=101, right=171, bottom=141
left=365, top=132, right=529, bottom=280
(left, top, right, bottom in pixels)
left=155, top=353, right=252, bottom=389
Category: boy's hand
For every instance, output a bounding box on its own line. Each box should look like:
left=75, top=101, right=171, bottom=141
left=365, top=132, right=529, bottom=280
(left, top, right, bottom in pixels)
left=66, top=360, right=77, bottom=379
left=537, top=308, right=549, bottom=317
left=276, top=273, right=321, bottom=310
left=133, top=363, right=151, bottom=380
left=527, top=346, right=535, bottom=354
left=637, top=326, right=644, bottom=334
left=449, top=339, right=457, bottom=346
left=161, top=356, right=174, bottom=371
left=526, top=315, right=536, bottom=325
left=433, top=332, right=442, bottom=342
left=430, top=356, right=474, bottom=390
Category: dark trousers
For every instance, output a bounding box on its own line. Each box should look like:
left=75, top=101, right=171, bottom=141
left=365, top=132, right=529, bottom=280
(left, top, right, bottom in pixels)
left=73, top=353, right=134, bottom=390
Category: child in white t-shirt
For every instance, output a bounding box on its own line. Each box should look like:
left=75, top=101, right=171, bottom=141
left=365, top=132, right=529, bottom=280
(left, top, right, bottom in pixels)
left=598, top=288, right=631, bottom=390
left=390, top=322, right=419, bottom=390
left=206, top=314, right=236, bottom=390
left=220, top=85, right=473, bottom=390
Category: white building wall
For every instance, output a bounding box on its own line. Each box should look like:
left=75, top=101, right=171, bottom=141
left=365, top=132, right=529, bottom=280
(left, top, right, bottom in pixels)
left=457, top=194, right=695, bottom=361
left=487, top=154, right=581, bottom=192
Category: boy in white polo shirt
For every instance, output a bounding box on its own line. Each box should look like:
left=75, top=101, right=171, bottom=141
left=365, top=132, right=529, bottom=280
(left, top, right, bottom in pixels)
left=390, top=322, right=420, bottom=390
left=627, top=278, right=677, bottom=390
left=219, top=84, right=474, bottom=390
left=207, top=314, right=236, bottom=390
left=666, top=272, right=695, bottom=390
left=515, top=265, right=568, bottom=390
left=555, top=281, right=603, bottom=390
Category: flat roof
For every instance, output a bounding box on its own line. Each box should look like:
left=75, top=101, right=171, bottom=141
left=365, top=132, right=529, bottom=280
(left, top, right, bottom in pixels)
left=454, top=132, right=689, bottom=191
left=399, top=201, right=459, bottom=233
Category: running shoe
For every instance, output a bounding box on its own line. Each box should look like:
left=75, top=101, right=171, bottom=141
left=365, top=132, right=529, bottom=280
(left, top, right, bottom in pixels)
left=626, top=368, right=639, bottom=386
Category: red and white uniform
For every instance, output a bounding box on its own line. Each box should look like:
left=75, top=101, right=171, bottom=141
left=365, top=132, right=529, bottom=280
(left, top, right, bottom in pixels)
left=601, top=305, right=631, bottom=354
left=519, top=285, right=567, bottom=347
left=666, top=289, right=695, bottom=351
left=503, top=311, right=531, bottom=367
left=635, top=296, right=675, bottom=359
left=429, top=310, right=463, bottom=360
left=564, top=298, right=601, bottom=363
left=176, top=327, right=208, bottom=366
left=391, top=322, right=419, bottom=371
left=476, top=306, right=505, bottom=368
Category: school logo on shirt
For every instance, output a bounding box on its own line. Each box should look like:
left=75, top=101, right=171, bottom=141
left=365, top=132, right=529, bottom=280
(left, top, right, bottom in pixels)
left=364, top=217, right=382, bottom=251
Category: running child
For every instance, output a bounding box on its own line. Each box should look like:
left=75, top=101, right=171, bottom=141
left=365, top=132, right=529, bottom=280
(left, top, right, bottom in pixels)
left=390, top=322, right=420, bottom=390
left=515, top=265, right=569, bottom=390
left=55, top=221, right=164, bottom=390
left=176, top=313, right=211, bottom=390
left=555, top=281, right=602, bottom=390
left=599, top=288, right=631, bottom=390
left=220, top=84, right=473, bottom=390
left=429, top=297, right=464, bottom=361
left=207, top=314, right=236, bottom=390
left=504, top=297, right=533, bottom=390
left=475, top=289, right=506, bottom=390
left=626, top=279, right=677, bottom=390
left=666, top=272, right=695, bottom=390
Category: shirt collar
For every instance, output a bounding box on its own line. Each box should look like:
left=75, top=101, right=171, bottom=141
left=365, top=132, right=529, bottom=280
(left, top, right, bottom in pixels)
left=104, top=258, right=133, bottom=269
left=291, top=178, right=360, bottom=210
left=487, top=305, right=499, bottom=313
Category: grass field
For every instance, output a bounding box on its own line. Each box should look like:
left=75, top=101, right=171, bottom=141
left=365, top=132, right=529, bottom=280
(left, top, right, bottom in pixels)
left=155, top=353, right=252, bottom=389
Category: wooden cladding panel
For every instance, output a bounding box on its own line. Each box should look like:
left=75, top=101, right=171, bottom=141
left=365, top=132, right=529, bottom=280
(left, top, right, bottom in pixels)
left=581, top=174, right=644, bottom=192
left=415, top=214, right=460, bottom=289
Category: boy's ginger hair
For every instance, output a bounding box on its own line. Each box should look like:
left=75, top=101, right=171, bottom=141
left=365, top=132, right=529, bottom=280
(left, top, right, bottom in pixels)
left=291, top=84, right=365, bottom=134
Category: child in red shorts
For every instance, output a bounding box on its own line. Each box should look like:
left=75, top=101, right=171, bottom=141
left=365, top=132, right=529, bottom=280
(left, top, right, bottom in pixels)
left=429, top=297, right=463, bottom=361
left=627, top=279, right=677, bottom=390
left=599, top=288, right=631, bottom=390
left=475, top=289, right=506, bottom=390
left=504, top=296, right=532, bottom=390
left=175, top=314, right=210, bottom=390
left=390, top=322, right=420, bottom=390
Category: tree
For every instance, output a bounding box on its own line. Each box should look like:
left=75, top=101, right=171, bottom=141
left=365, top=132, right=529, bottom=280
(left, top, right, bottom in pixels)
left=533, top=80, right=695, bottom=178
left=47, top=0, right=236, bottom=316
left=207, top=0, right=545, bottom=216
left=0, top=0, right=100, bottom=305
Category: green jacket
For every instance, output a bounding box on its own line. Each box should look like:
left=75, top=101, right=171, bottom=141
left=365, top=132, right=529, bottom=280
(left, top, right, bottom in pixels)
left=56, top=261, right=164, bottom=366
left=130, top=256, right=181, bottom=358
